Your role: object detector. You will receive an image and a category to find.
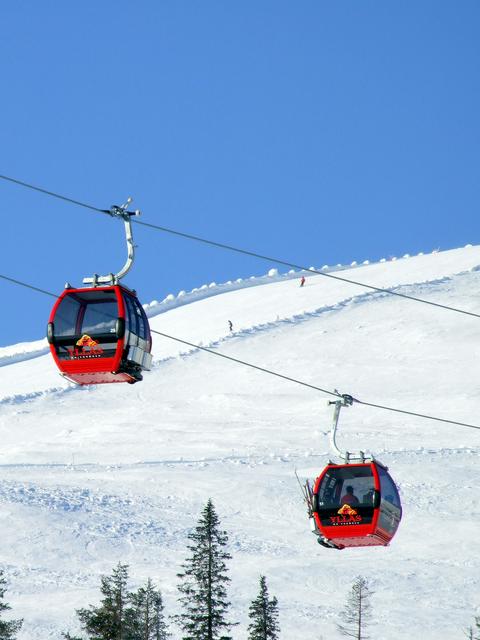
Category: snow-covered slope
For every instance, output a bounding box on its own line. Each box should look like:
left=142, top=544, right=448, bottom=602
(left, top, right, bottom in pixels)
left=1, top=246, right=480, bottom=639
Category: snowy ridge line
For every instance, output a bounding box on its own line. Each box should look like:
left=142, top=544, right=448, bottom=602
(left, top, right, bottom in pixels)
left=0, top=343, right=49, bottom=369
left=0, top=451, right=303, bottom=472
left=144, top=263, right=347, bottom=317
left=0, top=264, right=350, bottom=366
left=0, top=445, right=476, bottom=473
left=0, top=383, right=86, bottom=406
left=0, top=455, right=268, bottom=471
left=0, top=269, right=476, bottom=406
left=385, top=445, right=480, bottom=457
left=0, top=245, right=476, bottom=368
left=150, top=269, right=474, bottom=363
left=142, top=248, right=450, bottom=319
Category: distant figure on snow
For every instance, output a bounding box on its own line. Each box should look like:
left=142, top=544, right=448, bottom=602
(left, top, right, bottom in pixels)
left=300, top=276, right=305, bottom=287
left=228, top=320, right=233, bottom=332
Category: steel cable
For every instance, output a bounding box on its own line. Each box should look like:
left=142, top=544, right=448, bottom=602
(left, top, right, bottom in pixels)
left=1, top=173, right=479, bottom=319
left=1, top=272, right=479, bottom=431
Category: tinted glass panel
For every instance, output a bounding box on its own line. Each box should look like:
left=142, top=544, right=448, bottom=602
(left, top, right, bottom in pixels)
left=81, top=301, right=118, bottom=335
left=317, top=466, right=375, bottom=508
left=54, top=291, right=119, bottom=337
left=124, top=295, right=147, bottom=339
left=315, top=465, right=375, bottom=528
left=124, top=295, right=139, bottom=336
left=376, top=466, right=402, bottom=535
left=53, top=290, right=119, bottom=361
left=377, top=466, right=401, bottom=509
left=54, top=296, right=82, bottom=336
left=132, top=298, right=147, bottom=340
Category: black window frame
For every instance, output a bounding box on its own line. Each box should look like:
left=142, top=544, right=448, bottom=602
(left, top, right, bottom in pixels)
left=377, top=466, right=402, bottom=509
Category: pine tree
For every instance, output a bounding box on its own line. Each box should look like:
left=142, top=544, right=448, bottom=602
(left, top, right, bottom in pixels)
left=464, top=626, right=475, bottom=640
left=152, top=589, right=169, bottom=640
left=176, top=499, right=235, bottom=640
left=247, top=576, right=280, bottom=640
left=0, top=570, right=22, bottom=640
left=465, top=622, right=480, bottom=640
left=337, top=576, right=373, bottom=640
left=129, top=578, right=169, bottom=640
left=472, top=615, right=480, bottom=640
left=74, top=563, right=134, bottom=640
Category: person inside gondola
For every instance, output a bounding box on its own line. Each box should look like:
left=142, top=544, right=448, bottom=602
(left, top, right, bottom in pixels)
left=340, top=485, right=360, bottom=506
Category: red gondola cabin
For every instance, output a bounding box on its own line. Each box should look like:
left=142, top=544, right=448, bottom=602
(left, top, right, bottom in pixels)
left=47, top=284, right=152, bottom=385
left=311, top=461, right=402, bottom=549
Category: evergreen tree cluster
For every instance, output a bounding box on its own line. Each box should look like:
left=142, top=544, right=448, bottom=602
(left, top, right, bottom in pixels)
left=63, top=499, right=280, bottom=640
left=0, top=570, right=22, bottom=640
left=63, top=564, right=168, bottom=640
left=5, top=499, right=480, bottom=639
left=465, top=616, right=480, bottom=640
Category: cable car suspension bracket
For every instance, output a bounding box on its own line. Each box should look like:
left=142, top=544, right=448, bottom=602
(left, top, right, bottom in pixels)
left=328, top=392, right=371, bottom=463
left=83, top=197, right=141, bottom=286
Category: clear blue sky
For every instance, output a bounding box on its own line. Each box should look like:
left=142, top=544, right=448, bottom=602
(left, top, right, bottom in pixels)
left=1, top=1, right=479, bottom=346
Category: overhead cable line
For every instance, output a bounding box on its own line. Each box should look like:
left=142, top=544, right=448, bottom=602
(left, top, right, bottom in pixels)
left=1, top=173, right=479, bottom=320
left=134, top=219, right=480, bottom=319
left=149, top=329, right=480, bottom=431
left=0, top=174, right=108, bottom=215
left=0, top=274, right=57, bottom=299
left=151, top=329, right=339, bottom=398
left=1, top=272, right=480, bottom=432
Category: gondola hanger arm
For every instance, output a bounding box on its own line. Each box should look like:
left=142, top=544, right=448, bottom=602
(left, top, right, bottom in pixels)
left=328, top=392, right=370, bottom=463
left=83, top=197, right=141, bottom=286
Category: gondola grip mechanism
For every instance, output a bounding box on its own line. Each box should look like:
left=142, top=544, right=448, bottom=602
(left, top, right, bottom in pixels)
left=327, top=391, right=370, bottom=463
left=83, top=197, right=140, bottom=286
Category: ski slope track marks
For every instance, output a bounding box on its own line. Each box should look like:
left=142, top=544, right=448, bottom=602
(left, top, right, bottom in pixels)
left=2, top=245, right=480, bottom=404
left=0, top=246, right=480, bottom=639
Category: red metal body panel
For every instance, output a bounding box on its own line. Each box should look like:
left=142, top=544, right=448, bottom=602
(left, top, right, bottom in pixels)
left=312, top=462, right=400, bottom=549
left=61, top=370, right=135, bottom=385
left=48, top=285, right=138, bottom=385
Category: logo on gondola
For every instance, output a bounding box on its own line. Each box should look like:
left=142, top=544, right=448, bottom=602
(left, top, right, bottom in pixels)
left=338, top=504, right=358, bottom=516
left=68, top=335, right=104, bottom=359
left=329, top=504, right=362, bottom=526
